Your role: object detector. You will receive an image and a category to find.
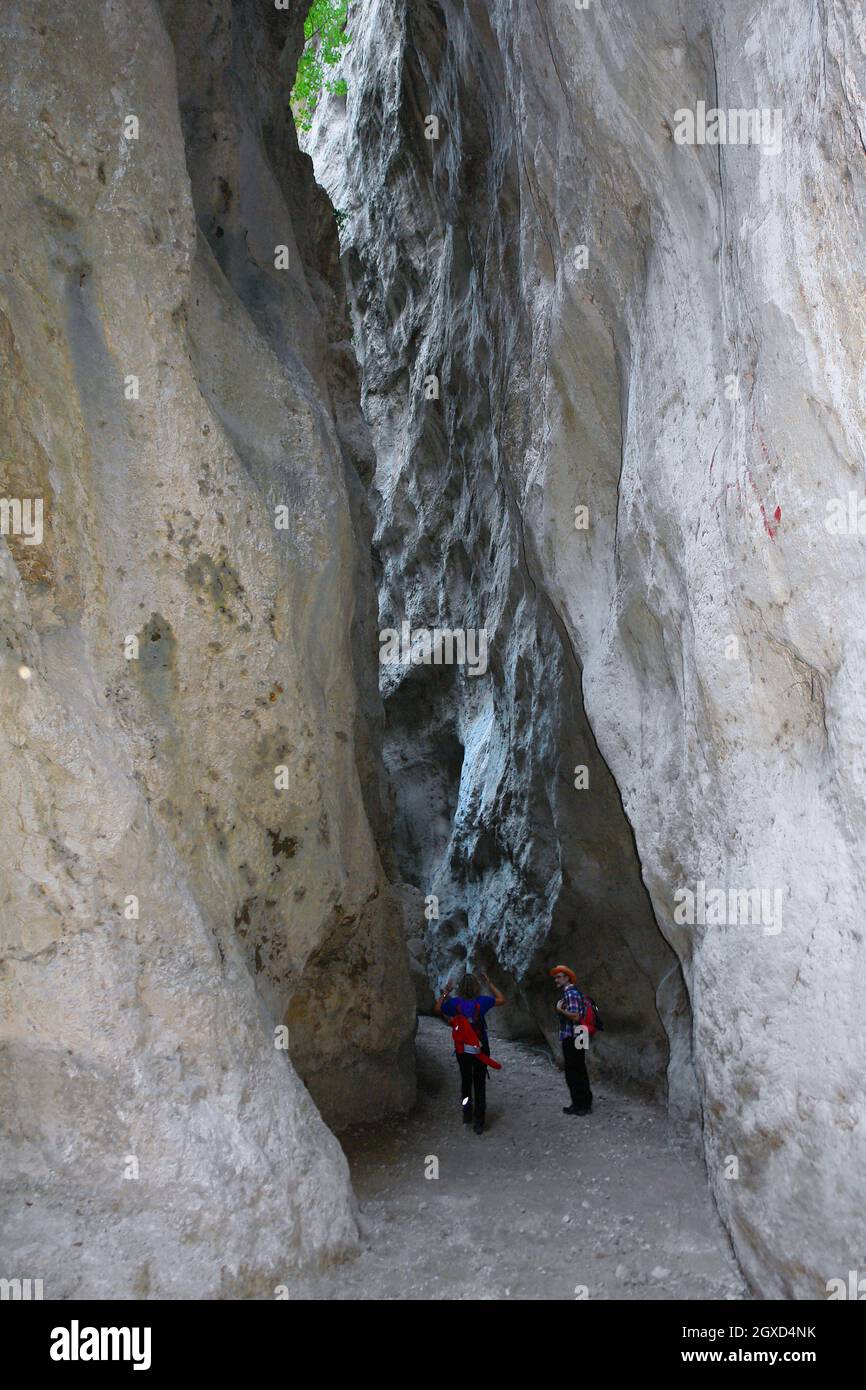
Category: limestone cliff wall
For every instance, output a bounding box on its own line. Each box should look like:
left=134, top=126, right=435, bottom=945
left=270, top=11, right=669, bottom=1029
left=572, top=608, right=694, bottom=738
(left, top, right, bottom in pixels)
left=0, top=0, right=414, bottom=1298
left=310, top=0, right=866, bottom=1297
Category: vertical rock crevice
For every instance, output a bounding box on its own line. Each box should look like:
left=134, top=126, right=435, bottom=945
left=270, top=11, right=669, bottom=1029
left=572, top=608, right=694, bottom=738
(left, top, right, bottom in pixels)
left=307, top=0, right=686, bottom=1110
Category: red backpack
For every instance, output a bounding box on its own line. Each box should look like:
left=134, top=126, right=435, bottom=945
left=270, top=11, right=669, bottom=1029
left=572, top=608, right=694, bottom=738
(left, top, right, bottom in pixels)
left=580, top=994, right=603, bottom=1037
left=449, top=1004, right=502, bottom=1069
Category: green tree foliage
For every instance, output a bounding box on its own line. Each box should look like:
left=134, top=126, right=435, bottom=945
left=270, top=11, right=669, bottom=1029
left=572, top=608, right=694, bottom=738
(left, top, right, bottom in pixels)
left=292, top=0, right=349, bottom=132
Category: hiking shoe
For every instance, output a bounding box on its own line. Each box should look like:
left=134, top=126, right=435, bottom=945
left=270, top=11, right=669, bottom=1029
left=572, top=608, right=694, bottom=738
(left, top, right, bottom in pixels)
left=473, top=1119, right=484, bottom=1134
left=563, top=1105, right=579, bottom=1114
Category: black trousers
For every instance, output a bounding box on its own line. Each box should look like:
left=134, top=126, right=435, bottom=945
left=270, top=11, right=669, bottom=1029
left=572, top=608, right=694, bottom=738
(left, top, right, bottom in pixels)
left=457, top=1052, right=487, bottom=1118
left=562, top=1036, right=592, bottom=1108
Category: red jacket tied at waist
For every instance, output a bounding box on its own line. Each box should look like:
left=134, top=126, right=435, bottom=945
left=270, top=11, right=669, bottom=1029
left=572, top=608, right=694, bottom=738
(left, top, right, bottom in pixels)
left=449, top=1010, right=502, bottom=1070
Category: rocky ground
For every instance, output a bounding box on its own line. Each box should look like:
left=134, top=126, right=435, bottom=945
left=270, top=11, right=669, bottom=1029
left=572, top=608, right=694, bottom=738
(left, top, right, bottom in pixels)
left=287, top=1017, right=748, bottom=1301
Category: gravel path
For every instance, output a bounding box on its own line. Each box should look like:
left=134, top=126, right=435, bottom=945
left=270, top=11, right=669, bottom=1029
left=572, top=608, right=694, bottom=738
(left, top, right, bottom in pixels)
left=292, top=1016, right=748, bottom=1300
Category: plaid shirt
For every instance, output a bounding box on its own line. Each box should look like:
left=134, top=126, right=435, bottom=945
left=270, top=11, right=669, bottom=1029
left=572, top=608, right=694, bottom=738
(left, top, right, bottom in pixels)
left=559, top=984, right=586, bottom=1040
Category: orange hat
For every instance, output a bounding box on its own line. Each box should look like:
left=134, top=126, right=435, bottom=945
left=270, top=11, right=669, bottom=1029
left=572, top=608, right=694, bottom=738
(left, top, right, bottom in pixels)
left=550, top=964, right=576, bottom=983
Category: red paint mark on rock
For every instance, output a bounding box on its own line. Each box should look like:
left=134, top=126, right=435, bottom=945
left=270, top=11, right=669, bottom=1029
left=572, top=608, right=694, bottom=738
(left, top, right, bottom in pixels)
left=746, top=467, right=777, bottom=540
left=746, top=413, right=782, bottom=539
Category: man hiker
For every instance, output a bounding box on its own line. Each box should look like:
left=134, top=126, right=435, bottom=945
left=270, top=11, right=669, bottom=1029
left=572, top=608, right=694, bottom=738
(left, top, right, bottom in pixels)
left=551, top=964, right=593, bottom=1115
left=435, top=971, right=505, bottom=1134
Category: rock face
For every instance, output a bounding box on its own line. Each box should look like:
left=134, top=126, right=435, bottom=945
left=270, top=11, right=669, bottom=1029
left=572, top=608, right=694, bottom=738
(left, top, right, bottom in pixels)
left=0, top=0, right=414, bottom=1298
left=308, top=0, right=866, bottom=1297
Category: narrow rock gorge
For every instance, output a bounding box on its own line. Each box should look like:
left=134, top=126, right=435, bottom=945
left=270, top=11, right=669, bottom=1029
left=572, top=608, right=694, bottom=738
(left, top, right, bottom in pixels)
left=308, top=0, right=866, bottom=1299
left=1, top=0, right=864, bottom=1304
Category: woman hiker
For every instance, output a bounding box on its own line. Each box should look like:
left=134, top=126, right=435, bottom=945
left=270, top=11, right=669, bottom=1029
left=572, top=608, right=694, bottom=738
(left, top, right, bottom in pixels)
left=551, top=964, right=593, bottom=1115
left=434, top=971, right=505, bottom=1134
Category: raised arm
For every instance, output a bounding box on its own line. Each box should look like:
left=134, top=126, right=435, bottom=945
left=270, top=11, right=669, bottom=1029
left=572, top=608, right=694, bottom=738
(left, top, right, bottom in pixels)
left=481, top=972, right=506, bottom=1006
left=434, top=980, right=454, bottom=1017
